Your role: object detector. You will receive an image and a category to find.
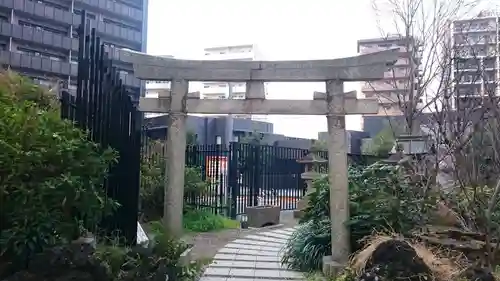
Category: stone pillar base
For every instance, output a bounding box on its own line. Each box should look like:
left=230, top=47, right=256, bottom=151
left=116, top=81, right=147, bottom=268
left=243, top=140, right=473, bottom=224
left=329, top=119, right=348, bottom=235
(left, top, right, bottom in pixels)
left=322, top=256, right=345, bottom=278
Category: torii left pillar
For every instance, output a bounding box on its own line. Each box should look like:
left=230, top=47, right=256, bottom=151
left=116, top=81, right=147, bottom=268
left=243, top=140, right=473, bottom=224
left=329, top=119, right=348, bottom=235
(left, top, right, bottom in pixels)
left=163, top=79, right=188, bottom=238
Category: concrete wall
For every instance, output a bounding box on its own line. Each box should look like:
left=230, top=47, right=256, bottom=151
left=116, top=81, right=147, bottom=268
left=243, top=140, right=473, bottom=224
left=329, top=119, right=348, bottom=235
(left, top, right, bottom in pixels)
left=145, top=115, right=275, bottom=145
left=145, top=115, right=368, bottom=152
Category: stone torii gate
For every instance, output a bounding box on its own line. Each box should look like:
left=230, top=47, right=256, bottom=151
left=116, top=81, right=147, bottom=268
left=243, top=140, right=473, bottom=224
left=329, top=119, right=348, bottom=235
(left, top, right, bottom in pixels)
left=122, top=50, right=398, bottom=274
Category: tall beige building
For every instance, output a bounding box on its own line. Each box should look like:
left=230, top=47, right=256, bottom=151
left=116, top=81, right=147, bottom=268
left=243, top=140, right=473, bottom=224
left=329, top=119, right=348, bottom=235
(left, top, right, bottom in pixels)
left=357, top=35, right=422, bottom=116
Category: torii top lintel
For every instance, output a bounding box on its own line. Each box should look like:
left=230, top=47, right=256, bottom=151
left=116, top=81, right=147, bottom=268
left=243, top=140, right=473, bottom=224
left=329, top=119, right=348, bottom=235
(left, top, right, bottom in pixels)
left=121, top=49, right=400, bottom=82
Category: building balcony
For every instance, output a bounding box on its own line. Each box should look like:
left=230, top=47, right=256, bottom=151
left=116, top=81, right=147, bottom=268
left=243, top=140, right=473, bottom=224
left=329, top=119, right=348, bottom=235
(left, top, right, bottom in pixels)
left=456, top=84, right=482, bottom=96
left=203, top=52, right=255, bottom=61
left=146, top=81, right=170, bottom=90
left=364, top=92, right=404, bottom=104
left=0, top=21, right=79, bottom=52
left=383, top=68, right=411, bottom=79
left=453, top=22, right=497, bottom=34
left=0, top=21, right=138, bottom=63
left=6, top=0, right=143, bottom=24
left=201, top=83, right=247, bottom=95
left=362, top=81, right=410, bottom=92
left=394, top=58, right=411, bottom=66
left=9, top=0, right=142, bottom=46
left=0, top=50, right=140, bottom=87
left=359, top=45, right=413, bottom=54
left=72, top=0, right=144, bottom=23
left=457, top=79, right=482, bottom=85
left=0, top=49, right=78, bottom=76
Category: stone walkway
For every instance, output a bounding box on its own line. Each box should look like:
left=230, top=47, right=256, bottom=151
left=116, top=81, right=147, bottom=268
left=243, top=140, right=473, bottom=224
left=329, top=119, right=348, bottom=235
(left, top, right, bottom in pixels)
left=199, top=226, right=303, bottom=281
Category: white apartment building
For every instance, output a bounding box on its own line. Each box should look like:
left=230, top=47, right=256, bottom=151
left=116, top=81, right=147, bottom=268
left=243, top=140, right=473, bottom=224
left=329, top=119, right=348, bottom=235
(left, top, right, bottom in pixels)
left=450, top=11, right=500, bottom=109
left=144, top=80, right=170, bottom=118
left=143, top=55, right=174, bottom=118
left=201, top=44, right=268, bottom=121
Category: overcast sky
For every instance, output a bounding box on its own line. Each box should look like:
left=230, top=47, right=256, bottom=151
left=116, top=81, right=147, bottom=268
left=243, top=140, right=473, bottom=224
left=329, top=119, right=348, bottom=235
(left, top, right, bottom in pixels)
left=146, top=0, right=497, bottom=138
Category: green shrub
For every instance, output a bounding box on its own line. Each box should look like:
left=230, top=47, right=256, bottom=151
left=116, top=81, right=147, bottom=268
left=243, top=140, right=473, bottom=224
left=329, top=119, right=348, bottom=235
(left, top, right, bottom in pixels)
left=282, top=162, right=433, bottom=271
left=140, top=145, right=209, bottom=221
left=95, top=221, right=201, bottom=281
left=183, top=209, right=239, bottom=232
left=0, top=72, right=118, bottom=264
left=281, top=220, right=331, bottom=272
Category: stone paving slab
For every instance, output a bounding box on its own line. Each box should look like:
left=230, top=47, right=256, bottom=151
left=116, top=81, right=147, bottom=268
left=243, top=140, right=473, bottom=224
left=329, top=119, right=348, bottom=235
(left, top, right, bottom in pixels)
left=200, top=227, right=303, bottom=281
left=243, top=235, right=288, bottom=244
left=228, top=239, right=284, bottom=248
left=224, top=243, right=282, bottom=252
left=213, top=254, right=279, bottom=262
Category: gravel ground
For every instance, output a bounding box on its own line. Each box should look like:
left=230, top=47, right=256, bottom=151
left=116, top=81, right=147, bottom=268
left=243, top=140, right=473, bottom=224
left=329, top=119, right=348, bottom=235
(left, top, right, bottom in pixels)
left=182, top=211, right=297, bottom=262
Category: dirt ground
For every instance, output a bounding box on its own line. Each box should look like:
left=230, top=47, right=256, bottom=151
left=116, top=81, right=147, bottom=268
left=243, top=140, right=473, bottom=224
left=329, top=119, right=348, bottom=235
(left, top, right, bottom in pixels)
left=183, top=211, right=297, bottom=261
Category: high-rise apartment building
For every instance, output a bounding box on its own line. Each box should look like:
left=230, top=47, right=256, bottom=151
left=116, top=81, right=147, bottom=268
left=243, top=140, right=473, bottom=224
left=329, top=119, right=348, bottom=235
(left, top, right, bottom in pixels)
left=357, top=35, right=421, bottom=116
left=450, top=11, right=500, bottom=108
left=0, top=0, right=148, bottom=91
left=201, top=44, right=267, bottom=121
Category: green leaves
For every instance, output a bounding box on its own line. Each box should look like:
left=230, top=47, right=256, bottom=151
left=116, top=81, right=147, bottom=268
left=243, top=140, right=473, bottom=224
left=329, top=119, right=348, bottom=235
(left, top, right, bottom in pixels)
left=182, top=209, right=239, bottom=232
left=139, top=142, right=209, bottom=221
left=0, top=72, right=118, bottom=264
left=281, top=220, right=331, bottom=272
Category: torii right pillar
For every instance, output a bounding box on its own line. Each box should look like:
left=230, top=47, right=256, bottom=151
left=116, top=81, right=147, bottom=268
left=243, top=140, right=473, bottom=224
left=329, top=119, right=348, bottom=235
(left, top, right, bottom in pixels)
left=321, top=80, right=377, bottom=277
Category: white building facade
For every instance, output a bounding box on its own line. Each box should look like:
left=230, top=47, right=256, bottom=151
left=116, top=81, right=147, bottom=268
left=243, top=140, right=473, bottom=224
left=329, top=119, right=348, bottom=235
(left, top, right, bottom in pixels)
left=144, top=80, right=170, bottom=118
left=450, top=11, right=500, bottom=110
left=201, top=44, right=268, bottom=121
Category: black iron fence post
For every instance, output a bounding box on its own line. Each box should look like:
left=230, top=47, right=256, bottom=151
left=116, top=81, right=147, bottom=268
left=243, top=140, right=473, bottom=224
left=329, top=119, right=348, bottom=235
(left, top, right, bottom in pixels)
left=58, top=10, right=141, bottom=244
left=228, top=143, right=239, bottom=219
left=250, top=144, right=260, bottom=207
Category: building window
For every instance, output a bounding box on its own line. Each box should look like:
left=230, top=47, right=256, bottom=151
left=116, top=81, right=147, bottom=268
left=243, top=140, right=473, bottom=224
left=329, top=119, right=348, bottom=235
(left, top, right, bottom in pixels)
left=73, top=9, right=96, bottom=19
left=216, top=136, right=222, bottom=145
left=19, top=20, right=67, bottom=36
left=103, top=17, right=141, bottom=32
left=17, top=47, right=66, bottom=61
left=30, top=0, right=70, bottom=11
left=378, top=43, right=392, bottom=48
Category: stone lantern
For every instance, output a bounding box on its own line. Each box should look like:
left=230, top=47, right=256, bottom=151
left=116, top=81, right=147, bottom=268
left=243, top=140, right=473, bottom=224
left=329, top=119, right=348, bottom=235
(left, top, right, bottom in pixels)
left=293, top=150, right=328, bottom=219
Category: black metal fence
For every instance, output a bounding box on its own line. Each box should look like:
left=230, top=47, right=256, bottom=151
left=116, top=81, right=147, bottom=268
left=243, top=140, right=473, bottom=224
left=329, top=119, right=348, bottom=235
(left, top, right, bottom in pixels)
left=60, top=10, right=141, bottom=243
left=141, top=135, right=386, bottom=219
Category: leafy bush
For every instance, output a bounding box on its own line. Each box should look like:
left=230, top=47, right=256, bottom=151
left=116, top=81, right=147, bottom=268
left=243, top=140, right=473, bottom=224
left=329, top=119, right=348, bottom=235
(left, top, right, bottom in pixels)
left=0, top=72, right=118, bottom=265
left=95, top=221, right=201, bottom=281
left=347, top=163, right=431, bottom=247
left=183, top=209, right=239, bottom=232
left=281, top=220, right=331, bottom=271
left=140, top=145, right=209, bottom=221
left=0, top=71, right=59, bottom=109
left=282, top=162, right=433, bottom=271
